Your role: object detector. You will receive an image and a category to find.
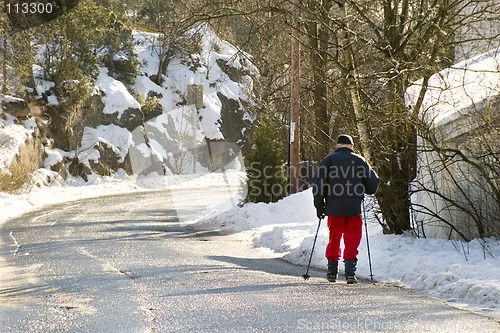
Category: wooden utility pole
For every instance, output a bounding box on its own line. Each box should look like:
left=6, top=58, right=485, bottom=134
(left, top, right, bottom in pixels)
left=289, top=0, right=301, bottom=194
left=187, top=84, right=204, bottom=173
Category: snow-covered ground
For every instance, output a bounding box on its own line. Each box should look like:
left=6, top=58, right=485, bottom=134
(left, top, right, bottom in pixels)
left=1, top=26, right=499, bottom=326
left=1, top=173, right=499, bottom=322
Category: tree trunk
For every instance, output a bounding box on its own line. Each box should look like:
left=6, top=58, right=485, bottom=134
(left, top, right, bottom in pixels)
left=1, top=37, right=7, bottom=95
left=375, top=76, right=416, bottom=234
left=336, top=1, right=372, bottom=163
left=338, top=0, right=416, bottom=233
left=305, top=5, right=331, bottom=161
left=335, top=0, right=417, bottom=234
left=152, top=35, right=172, bottom=86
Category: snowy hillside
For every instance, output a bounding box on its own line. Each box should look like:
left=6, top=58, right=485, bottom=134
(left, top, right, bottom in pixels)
left=133, top=24, right=258, bottom=141
left=26, top=23, right=257, bottom=185
left=127, top=25, right=256, bottom=177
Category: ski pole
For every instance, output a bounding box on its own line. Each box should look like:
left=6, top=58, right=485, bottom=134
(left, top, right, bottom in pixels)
left=362, top=200, right=374, bottom=281
left=302, top=216, right=323, bottom=280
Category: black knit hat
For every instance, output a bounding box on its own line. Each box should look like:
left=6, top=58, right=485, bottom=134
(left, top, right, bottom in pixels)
left=337, top=134, right=354, bottom=145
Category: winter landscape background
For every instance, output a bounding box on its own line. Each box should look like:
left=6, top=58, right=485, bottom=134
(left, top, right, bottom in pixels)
left=1, top=0, right=500, bottom=327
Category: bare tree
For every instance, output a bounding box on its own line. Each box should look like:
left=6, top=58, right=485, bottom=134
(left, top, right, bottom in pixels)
left=126, top=0, right=500, bottom=238
left=297, top=0, right=499, bottom=234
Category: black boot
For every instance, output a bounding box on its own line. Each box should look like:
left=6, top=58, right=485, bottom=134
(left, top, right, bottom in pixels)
left=326, top=260, right=338, bottom=282
left=344, top=260, right=358, bottom=284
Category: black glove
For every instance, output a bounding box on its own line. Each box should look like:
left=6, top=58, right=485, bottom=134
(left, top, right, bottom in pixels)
left=316, top=206, right=325, bottom=219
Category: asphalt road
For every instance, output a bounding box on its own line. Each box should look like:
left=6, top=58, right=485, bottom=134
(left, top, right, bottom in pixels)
left=0, top=187, right=499, bottom=332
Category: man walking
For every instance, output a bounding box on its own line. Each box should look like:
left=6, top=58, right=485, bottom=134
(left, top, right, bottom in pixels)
left=312, top=134, right=380, bottom=284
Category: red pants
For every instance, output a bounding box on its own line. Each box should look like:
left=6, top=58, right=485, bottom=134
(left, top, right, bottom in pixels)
left=325, top=215, right=363, bottom=262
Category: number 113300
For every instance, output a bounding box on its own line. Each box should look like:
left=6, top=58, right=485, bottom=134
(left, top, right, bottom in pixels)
left=5, top=2, right=53, bottom=14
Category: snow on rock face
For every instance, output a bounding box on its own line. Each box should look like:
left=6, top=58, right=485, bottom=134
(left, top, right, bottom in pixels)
left=132, top=23, right=258, bottom=146
left=78, top=124, right=133, bottom=173
left=0, top=98, right=39, bottom=170
left=25, top=25, right=258, bottom=180
left=89, top=24, right=258, bottom=178
left=0, top=98, right=45, bottom=192
left=95, top=68, right=141, bottom=118
left=0, top=122, right=32, bottom=170
left=0, top=95, right=30, bottom=118
left=67, top=25, right=257, bottom=178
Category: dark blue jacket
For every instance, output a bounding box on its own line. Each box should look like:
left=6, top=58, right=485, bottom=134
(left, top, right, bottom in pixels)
left=313, top=147, right=380, bottom=216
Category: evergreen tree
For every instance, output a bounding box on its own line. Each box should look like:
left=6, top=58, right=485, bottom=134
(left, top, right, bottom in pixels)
left=0, top=15, right=34, bottom=96
left=36, top=0, right=138, bottom=91
left=245, top=106, right=288, bottom=203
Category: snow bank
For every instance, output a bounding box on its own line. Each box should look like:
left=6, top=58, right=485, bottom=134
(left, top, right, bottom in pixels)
left=199, top=188, right=500, bottom=319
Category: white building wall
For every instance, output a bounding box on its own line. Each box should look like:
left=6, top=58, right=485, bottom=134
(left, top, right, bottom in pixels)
left=408, top=48, right=500, bottom=240
left=454, top=0, right=500, bottom=61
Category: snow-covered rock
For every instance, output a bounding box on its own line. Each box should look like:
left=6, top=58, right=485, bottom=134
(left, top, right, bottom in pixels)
left=2, top=23, right=258, bottom=190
